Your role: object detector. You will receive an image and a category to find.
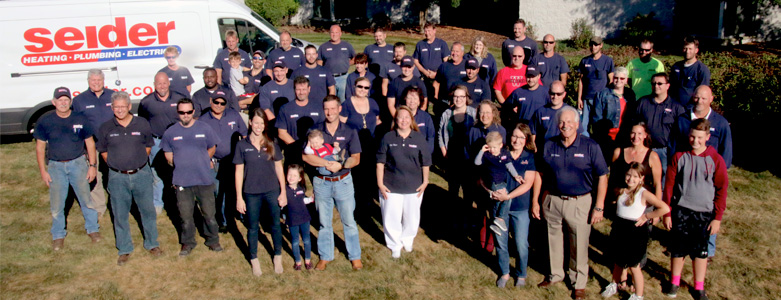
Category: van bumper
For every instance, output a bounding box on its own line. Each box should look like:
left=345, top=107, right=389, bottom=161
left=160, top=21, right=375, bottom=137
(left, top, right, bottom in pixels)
left=0, top=108, right=30, bottom=135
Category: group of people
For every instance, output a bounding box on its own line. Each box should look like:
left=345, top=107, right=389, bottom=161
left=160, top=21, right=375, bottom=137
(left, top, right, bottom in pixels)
left=34, top=20, right=732, bottom=300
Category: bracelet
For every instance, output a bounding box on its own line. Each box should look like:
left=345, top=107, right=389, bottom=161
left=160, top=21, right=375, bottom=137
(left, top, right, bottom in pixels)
left=89, top=163, right=97, bottom=168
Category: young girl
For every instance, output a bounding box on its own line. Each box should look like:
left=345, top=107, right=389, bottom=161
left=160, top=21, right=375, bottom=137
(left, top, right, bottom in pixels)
left=601, top=162, right=670, bottom=300
left=284, top=164, right=313, bottom=271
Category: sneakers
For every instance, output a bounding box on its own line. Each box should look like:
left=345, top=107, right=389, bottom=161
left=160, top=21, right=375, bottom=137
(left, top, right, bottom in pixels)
left=88, top=232, right=102, bottom=243
left=666, top=284, right=679, bottom=298
left=273, top=255, right=283, bottom=274
left=493, top=218, right=508, bottom=231
left=628, top=294, right=644, bottom=300
left=293, top=263, right=302, bottom=271
left=515, top=278, right=526, bottom=287
left=691, top=290, right=709, bottom=300
left=305, top=261, right=313, bottom=270
left=391, top=250, right=401, bottom=259
left=601, top=282, right=618, bottom=298
left=496, top=276, right=509, bottom=288
left=179, top=244, right=195, bottom=257
left=489, top=224, right=502, bottom=236
left=52, top=238, right=64, bottom=251
left=207, top=244, right=223, bottom=252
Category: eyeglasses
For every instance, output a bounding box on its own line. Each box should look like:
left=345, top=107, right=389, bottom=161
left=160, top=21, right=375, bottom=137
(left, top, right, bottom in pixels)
left=253, top=56, right=263, bottom=60
left=542, top=41, right=555, bottom=44
left=549, top=92, right=565, bottom=97
left=165, top=56, right=177, bottom=59
left=212, top=100, right=227, bottom=106
left=356, top=85, right=371, bottom=90
left=453, top=95, right=468, bottom=99
left=639, top=48, right=652, bottom=52
left=616, top=77, right=627, bottom=80
left=112, top=105, right=129, bottom=110
left=177, top=110, right=195, bottom=115
left=652, top=82, right=667, bottom=86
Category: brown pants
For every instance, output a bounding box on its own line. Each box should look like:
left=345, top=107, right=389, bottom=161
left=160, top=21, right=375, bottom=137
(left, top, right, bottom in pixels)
left=543, top=193, right=592, bottom=289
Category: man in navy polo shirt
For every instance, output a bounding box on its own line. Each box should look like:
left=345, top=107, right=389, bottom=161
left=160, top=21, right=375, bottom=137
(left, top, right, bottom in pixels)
left=276, top=76, right=326, bottom=165
left=192, top=68, right=239, bottom=117
left=318, top=25, right=355, bottom=102
left=73, top=69, right=114, bottom=218
left=200, top=94, right=248, bottom=233
left=501, top=19, right=538, bottom=67
left=364, top=28, right=394, bottom=76
left=536, top=106, right=608, bottom=300
left=254, top=60, right=296, bottom=120
left=265, top=31, right=305, bottom=77
left=213, top=30, right=252, bottom=88
left=633, top=73, right=685, bottom=177
left=670, top=36, right=711, bottom=108
left=382, top=42, right=421, bottom=97
left=244, top=50, right=271, bottom=96
left=293, top=45, right=336, bottom=105
left=414, top=23, right=450, bottom=102
left=35, top=87, right=101, bottom=251
left=303, top=95, right=363, bottom=271
left=433, top=42, right=467, bottom=114
left=529, top=34, right=569, bottom=87
left=531, top=81, right=572, bottom=151
left=162, top=98, right=222, bottom=256
left=96, top=91, right=161, bottom=265
left=460, top=58, right=491, bottom=108
left=577, top=37, right=614, bottom=137
left=387, top=56, right=428, bottom=117
left=139, top=72, right=188, bottom=214
left=504, top=68, right=549, bottom=128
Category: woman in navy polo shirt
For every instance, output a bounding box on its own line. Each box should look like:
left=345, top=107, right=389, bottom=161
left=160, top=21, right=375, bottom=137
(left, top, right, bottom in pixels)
left=234, top=108, right=287, bottom=276
left=464, top=36, right=498, bottom=84
left=490, top=123, right=539, bottom=288
left=341, top=76, right=382, bottom=204
left=377, top=106, right=432, bottom=258
left=402, top=86, right=435, bottom=154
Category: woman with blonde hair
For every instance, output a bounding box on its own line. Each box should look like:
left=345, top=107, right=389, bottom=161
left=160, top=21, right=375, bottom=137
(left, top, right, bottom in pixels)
left=465, top=36, right=498, bottom=84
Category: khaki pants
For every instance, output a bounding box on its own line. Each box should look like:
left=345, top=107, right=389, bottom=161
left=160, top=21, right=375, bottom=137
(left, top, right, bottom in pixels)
left=543, top=193, right=592, bottom=289
left=87, top=158, right=107, bottom=216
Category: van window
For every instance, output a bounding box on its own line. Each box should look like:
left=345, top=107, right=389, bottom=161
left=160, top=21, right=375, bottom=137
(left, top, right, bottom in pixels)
left=218, top=18, right=275, bottom=55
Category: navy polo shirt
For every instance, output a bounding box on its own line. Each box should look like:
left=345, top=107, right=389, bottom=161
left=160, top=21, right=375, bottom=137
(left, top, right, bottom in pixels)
left=670, top=60, right=711, bottom=107
left=414, top=110, right=436, bottom=153
left=670, top=110, right=733, bottom=168
left=579, top=54, right=615, bottom=100
left=191, top=87, right=239, bottom=117
left=467, top=124, right=507, bottom=159
left=256, top=80, right=295, bottom=115
left=501, top=37, right=538, bottom=66
left=284, top=185, right=311, bottom=226
left=461, top=77, right=492, bottom=108
left=159, top=66, right=194, bottom=97
left=529, top=53, right=570, bottom=87
left=530, top=104, right=570, bottom=149
left=265, top=47, right=305, bottom=72
left=291, top=65, right=335, bottom=104
left=309, top=121, right=361, bottom=177
left=138, top=91, right=187, bottom=137
left=200, top=109, right=248, bottom=159
left=275, top=100, right=325, bottom=141
left=364, top=44, right=394, bottom=66
left=381, top=61, right=421, bottom=81
left=318, top=41, right=355, bottom=74
left=213, top=48, right=252, bottom=87
left=413, top=38, right=449, bottom=72
left=388, top=77, right=427, bottom=103
left=506, top=150, right=536, bottom=211
left=480, top=148, right=513, bottom=186
left=634, top=96, right=685, bottom=148
left=541, top=135, right=608, bottom=196
left=340, top=97, right=381, bottom=136
left=505, top=86, right=550, bottom=124
left=464, top=53, right=498, bottom=84
left=435, top=60, right=467, bottom=99
left=72, top=89, right=115, bottom=133
left=96, top=116, right=154, bottom=171
left=345, top=71, right=379, bottom=100
left=33, top=111, right=93, bottom=161
left=376, top=130, right=432, bottom=193
left=161, top=121, right=220, bottom=187
left=233, top=138, right=283, bottom=194
left=244, top=70, right=271, bottom=94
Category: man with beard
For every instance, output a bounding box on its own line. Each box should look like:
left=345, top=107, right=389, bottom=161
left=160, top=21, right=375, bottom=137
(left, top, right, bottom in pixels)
left=192, top=68, right=239, bottom=116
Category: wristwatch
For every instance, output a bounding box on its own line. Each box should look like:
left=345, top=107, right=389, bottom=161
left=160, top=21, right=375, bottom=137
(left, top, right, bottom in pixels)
left=593, top=207, right=603, bottom=212
left=89, top=163, right=98, bottom=168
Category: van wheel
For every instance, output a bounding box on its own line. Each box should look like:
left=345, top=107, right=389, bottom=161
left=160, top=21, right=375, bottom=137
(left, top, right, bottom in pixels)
left=27, top=107, right=54, bottom=135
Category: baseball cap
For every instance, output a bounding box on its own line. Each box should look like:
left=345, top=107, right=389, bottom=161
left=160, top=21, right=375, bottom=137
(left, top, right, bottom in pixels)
left=252, top=50, right=265, bottom=59
left=401, top=56, right=414, bottom=67
left=272, top=60, right=287, bottom=69
left=526, top=68, right=541, bottom=77
left=590, top=36, right=603, bottom=45
left=465, top=58, right=479, bottom=69
left=53, top=87, right=71, bottom=99
left=212, top=90, right=227, bottom=100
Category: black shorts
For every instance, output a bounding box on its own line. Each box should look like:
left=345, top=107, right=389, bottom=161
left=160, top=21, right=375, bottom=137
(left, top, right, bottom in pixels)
left=669, top=206, right=713, bottom=259
left=610, top=217, right=649, bottom=268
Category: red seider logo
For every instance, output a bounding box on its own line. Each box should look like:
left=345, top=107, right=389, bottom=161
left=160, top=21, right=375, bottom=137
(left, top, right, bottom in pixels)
left=24, top=17, right=175, bottom=53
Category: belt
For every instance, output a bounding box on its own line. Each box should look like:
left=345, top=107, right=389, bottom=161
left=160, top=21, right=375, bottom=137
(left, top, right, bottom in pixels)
left=555, top=193, right=589, bottom=200
left=53, top=155, right=85, bottom=163
left=110, top=164, right=146, bottom=175
left=316, top=171, right=349, bottom=182
left=333, top=72, right=347, bottom=77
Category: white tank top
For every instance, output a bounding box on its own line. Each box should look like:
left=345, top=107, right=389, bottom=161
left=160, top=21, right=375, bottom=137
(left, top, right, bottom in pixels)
left=616, top=187, right=646, bottom=221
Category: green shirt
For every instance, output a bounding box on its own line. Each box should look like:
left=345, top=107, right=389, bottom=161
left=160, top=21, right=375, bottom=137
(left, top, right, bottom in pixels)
left=627, top=57, right=665, bottom=98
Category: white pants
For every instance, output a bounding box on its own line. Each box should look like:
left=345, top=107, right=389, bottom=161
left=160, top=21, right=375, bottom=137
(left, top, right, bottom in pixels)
left=380, top=192, right=423, bottom=252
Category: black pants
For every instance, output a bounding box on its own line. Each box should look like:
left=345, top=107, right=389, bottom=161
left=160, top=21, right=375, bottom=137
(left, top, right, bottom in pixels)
left=177, top=184, right=220, bottom=248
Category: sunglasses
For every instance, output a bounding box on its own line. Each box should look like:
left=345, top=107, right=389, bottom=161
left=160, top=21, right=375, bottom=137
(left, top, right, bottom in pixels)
left=652, top=82, right=667, bottom=86
left=356, top=85, right=370, bottom=90
left=615, top=77, right=627, bottom=80
left=165, top=56, right=177, bottom=60
left=177, top=110, right=195, bottom=115
left=549, top=92, right=565, bottom=97
left=639, top=48, right=652, bottom=52
left=543, top=41, right=555, bottom=44
left=212, top=100, right=227, bottom=106
left=253, top=56, right=263, bottom=60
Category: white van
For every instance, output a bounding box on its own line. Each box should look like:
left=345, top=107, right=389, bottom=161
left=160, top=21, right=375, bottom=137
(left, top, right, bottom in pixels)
left=0, top=0, right=311, bottom=135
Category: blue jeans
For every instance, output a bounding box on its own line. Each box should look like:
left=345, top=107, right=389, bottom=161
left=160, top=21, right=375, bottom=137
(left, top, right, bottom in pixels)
left=149, top=138, right=164, bottom=208
left=244, top=190, right=282, bottom=259
left=652, top=147, right=668, bottom=184
left=580, top=98, right=593, bottom=137
left=334, top=74, right=347, bottom=102
left=48, top=155, right=100, bottom=239
left=211, top=158, right=234, bottom=226
left=708, top=234, right=717, bottom=257
left=314, top=173, right=361, bottom=261
left=107, top=165, right=159, bottom=255
left=289, top=221, right=312, bottom=263
left=495, top=209, right=531, bottom=278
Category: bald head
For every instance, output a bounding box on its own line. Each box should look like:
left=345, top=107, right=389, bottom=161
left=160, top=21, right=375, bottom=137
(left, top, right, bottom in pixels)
left=329, top=25, right=342, bottom=43
left=154, top=72, right=170, bottom=97
left=549, top=81, right=566, bottom=106
left=692, top=85, right=714, bottom=114
left=511, top=46, right=525, bottom=67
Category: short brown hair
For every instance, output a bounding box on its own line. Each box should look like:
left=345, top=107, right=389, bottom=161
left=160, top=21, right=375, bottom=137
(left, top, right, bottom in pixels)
left=354, top=53, right=368, bottom=64
left=228, top=51, right=242, bottom=61
left=690, top=118, right=711, bottom=132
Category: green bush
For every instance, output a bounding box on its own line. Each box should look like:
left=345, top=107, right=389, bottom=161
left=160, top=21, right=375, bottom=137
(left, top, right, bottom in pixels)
left=621, top=12, right=664, bottom=45
left=526, top=22, right=538, bottom=41
left=246, top=0, right=299, bottom=26
left=570, top=18, right=594, bottom=49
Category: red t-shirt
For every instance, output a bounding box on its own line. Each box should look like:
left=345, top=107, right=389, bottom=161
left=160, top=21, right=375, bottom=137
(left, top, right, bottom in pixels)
left=608, top=96, right=626, bottom=140
left=493, top=65, right=528, bottom=99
